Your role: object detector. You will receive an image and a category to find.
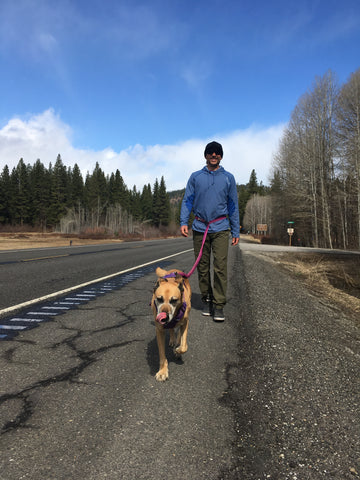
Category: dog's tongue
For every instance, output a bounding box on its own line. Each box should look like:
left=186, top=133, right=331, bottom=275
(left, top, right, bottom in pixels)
left=156, top=312, right=168, bottom=324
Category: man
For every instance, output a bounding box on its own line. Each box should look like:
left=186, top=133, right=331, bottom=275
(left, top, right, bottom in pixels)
left=180, top=141, right=240, bottom=321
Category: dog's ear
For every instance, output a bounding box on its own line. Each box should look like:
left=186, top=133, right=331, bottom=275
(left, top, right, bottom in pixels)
left=174, top=274, right=185, bottom=293
left=156, top=267, right=167, bottom=278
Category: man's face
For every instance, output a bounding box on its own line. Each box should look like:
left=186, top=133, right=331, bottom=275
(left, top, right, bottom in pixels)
left=206, top=152, right=222, bottom=169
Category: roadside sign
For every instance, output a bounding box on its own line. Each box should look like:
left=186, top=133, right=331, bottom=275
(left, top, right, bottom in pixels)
left=256, top=224, right=268, bottom=232
left=287, top=227, right=294, bottom=246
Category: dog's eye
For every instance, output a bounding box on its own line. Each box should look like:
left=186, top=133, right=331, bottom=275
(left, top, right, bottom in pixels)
left=156, top=296, right=164, bottom=303
left=170, top=298, right=178, bottom=305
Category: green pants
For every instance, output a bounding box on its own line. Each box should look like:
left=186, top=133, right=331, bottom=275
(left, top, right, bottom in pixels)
left=193, top=229, right=230, bottom=308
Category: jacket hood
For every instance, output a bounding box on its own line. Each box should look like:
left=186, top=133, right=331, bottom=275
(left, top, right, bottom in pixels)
left=202, top=165, right=225, bottom=174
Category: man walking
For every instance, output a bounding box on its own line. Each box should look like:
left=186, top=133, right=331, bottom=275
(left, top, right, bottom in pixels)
left=180, top=141, right=240, bottom=321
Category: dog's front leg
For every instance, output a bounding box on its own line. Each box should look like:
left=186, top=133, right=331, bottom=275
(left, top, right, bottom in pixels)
left=169, top=328, right=176, bottom=347
left=155, top=328, right=169, bottom=381
left=174, top=317, right=189, bottom=357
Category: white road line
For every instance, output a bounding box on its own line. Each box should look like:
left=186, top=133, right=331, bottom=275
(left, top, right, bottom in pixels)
left=0, top=249, right=193, bottom=315
left=27, top=312, right=58, bottom=316
left=41, top=306, right=70, bottom=310
left=0, top=325, right=28, bottom=330
left=11, top=318, right=44, bottom=323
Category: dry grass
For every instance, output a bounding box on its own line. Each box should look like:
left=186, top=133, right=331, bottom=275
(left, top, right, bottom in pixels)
left=272, top=252, right=360, bottom=324
left=0, top=232, right=124, bottom=250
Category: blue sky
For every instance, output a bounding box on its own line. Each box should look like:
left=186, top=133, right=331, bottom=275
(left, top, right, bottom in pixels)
left=0, top=0, right=359, bottom=191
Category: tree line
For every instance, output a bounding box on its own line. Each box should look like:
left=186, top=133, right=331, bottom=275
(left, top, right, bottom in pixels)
left=243, top=68, right=360, bottom=250
left=5, top=66, right=359, bottom=251
left=0, top=151, right=266, bottom=238
left=0, top=155, right=172, bottom=235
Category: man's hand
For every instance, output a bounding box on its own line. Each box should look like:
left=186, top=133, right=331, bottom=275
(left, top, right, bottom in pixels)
left=180, top=225, right=188, bottom=237
left=231, top=237, right=239, bottom=246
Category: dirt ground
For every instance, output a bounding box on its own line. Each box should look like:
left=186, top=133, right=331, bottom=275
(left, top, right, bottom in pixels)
left=1, top=233, right=359, bottom=325
left=0, top=232, right=124, bottom=250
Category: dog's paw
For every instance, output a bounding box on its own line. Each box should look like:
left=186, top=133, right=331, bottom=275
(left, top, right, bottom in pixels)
left=155, top=370, right=169, bottom=382
left=174, top=345, right=187, bottom=357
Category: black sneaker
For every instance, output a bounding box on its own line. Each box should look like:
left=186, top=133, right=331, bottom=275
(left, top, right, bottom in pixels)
left=213, top=308, right=225, bottom=322
left=202, top=302, right=212, bottom=316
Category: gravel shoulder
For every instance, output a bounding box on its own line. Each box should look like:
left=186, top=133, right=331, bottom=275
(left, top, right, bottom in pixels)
left=222, top=246, right=360, bottom=479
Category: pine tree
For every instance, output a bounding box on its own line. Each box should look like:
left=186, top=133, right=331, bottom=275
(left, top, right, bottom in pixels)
left=11, top=159, right=30, bottom=226
left=152, top=178, right=160, bottom=227
left=71, top=163, right=84, bottom=205
left=108, top=169, right=128, bottom=210
left=157, top=176, right=170, bottom=226
left=141, top=183, right=153, bottom=221
left=247, top=169, right=259, bottom=196
left=48, top=155, right=69, bottom=225
left=0, top=165, right=11, bottom=223
left=84, top=162, right=107, bottom=208
left=84, top=162, right=108, bottom=227
left=129, top=186, right=142, bottom=220
left=29, top=159, right=51, bottom=228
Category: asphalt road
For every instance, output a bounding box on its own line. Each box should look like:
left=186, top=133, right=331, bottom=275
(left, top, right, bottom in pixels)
left=0, top=238, right=193, bottom=311
left=0, top=238, right=359, bottom=479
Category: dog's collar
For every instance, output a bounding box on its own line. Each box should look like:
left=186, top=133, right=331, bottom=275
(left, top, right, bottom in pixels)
left=162, top=271, right=186, bottom=279
left=162, top=301, right=187, bottom=329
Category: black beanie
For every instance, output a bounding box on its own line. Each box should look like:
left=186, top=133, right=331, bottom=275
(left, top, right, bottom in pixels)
left=204, top=141, right=223, bottom=158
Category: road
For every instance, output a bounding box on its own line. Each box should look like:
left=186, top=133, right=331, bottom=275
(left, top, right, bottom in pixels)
left=0, top=238, right=193, bottom=312
left=0, top=238, right=359, bottom=479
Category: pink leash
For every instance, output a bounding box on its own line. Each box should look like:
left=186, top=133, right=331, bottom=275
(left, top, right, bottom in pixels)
left=153, top=215, right=226, bottom=324
left=182, top=216, right=226, bottom=278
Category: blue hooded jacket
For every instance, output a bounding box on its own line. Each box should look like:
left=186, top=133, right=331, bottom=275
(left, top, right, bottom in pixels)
left=180, top=165, right=240, bottom=238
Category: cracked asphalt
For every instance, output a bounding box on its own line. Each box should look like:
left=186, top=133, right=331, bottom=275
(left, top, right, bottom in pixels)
left=0, top=240, right=359, bottom=479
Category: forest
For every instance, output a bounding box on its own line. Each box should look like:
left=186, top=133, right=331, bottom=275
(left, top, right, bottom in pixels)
left=243, top=68, right=360, bottom=250
left=0, top=153, right=266, bottom=239
left=1, top=68, right=359, bottom=250
left=0, top=157, right=172, bottom=237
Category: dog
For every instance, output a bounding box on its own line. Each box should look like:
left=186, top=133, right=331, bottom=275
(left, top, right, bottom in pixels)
left=151, top=267, right=192, bottom=381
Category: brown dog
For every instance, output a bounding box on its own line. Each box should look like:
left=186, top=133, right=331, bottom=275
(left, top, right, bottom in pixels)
left=151, top=267, right=192, bottom=381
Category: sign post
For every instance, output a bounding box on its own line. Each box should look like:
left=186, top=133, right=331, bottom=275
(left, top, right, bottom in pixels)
left=287, top=221, right=294, bottom=246
left=287, top=228, right=294, bottom=245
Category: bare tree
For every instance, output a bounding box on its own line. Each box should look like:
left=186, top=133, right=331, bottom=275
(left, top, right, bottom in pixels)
left=271, top=71, right=339, bottom=248
left=336, top=69, right=360, bottom=249
left=243, top=194, right=272, bottom=234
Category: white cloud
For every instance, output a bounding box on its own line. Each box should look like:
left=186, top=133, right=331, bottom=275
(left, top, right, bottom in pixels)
left=0, top=110, right=285, bottom=191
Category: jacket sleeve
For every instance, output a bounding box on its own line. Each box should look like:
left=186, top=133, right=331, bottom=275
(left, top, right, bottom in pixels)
left=180, top=175, right=195, bottom=226
left=227, top=175, right=240, bottom=237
